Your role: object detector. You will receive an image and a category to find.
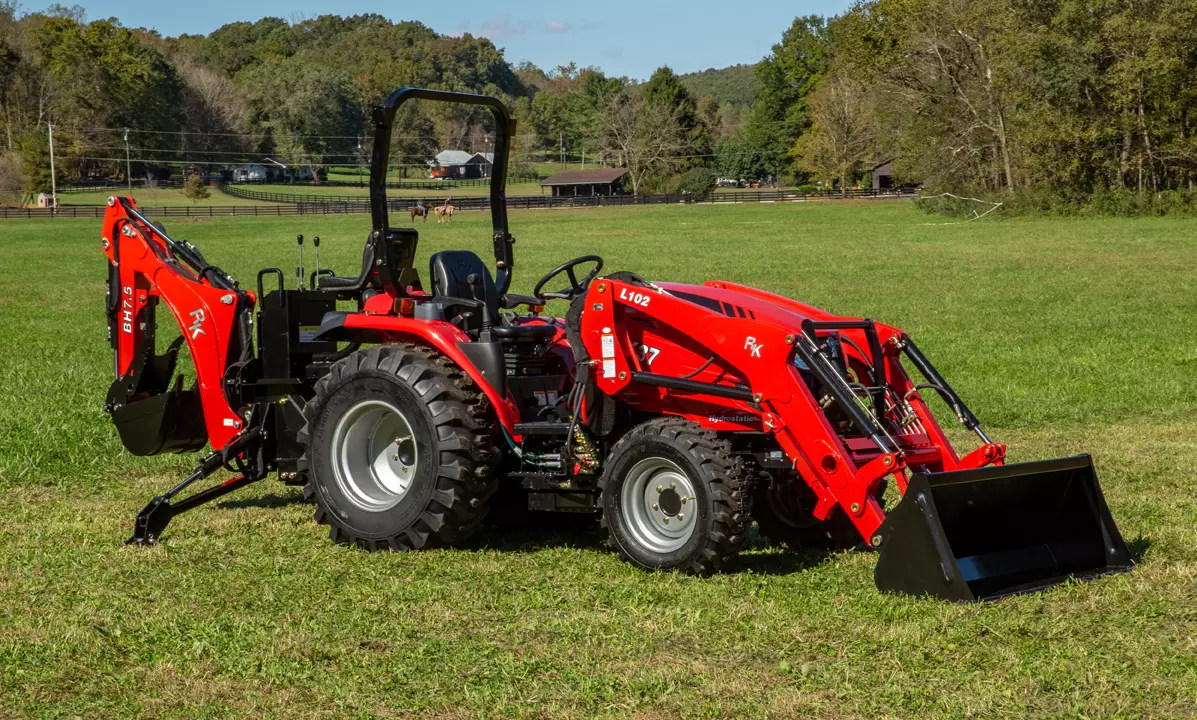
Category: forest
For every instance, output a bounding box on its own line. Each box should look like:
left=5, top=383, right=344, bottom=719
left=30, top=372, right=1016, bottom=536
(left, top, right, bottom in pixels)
left=2, top=1, right=1196, bottom=211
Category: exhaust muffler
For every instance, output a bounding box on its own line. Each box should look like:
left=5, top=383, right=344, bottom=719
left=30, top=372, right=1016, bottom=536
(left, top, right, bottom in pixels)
left=873, top=455, right=1132, bottom=601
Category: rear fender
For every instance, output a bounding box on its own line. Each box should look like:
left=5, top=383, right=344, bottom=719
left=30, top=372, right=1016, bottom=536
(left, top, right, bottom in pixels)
left=313, top=312, right=521, bottom=434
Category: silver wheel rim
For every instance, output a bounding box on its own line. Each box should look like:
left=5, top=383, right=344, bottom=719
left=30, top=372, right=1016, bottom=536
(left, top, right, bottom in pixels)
left=620, top=457, right=698, bottom=553
left=330, top=399, right=419, bottom=512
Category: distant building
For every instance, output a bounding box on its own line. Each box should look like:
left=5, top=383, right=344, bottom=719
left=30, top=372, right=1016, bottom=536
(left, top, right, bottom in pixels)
left=540, top=168, right=629, bottom=197
left=231, top=163, right=317, bottom=183
left=232, top=164, right=268, bottom=183
left=428, top=150, right=493, bottom=180
left=871, top=161, right=896, bottom=191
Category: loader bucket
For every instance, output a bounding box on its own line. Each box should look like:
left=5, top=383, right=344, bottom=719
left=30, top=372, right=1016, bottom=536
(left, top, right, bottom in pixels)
left=873, top=455, right=1132, bottom=602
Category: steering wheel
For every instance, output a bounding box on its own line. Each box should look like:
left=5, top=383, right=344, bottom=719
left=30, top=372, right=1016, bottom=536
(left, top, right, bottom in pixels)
left=533, top=255, right=604, bottom=300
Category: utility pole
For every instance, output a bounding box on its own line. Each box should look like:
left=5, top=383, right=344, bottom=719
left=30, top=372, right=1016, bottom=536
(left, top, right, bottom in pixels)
left=124, top=128, right=132, bottom=192
left=559, top=131, right=564, bottom=169
left=48, top=122, right=57, bottom=211
left=581, top=146, right=586, bottom=170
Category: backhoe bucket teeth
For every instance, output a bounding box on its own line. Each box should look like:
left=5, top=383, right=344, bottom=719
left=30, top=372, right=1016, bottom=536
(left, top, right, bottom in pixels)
left=873, top=455, right=1132, bottom=602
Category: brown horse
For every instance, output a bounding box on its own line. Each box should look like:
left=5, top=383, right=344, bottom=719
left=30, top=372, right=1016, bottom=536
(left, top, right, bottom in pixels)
left=409, top=204, right=428, bottom=223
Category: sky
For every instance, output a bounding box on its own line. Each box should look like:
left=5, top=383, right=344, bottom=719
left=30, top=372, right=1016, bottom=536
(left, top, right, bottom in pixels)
left=69, top=0, right=854, bottom=80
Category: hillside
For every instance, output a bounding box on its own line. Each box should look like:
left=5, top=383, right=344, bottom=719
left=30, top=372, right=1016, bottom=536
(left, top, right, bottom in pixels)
left=678, top=63, right=758, bottom=107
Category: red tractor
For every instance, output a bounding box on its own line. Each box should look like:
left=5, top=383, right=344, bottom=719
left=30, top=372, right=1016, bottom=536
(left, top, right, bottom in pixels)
left=101, top=89, right=1131, bottom=601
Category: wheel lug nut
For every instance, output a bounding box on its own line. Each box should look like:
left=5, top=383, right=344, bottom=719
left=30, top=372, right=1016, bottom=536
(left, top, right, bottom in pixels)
left=663, top=518, right=669, bottom=525
left=402, top=466, right=409, bottom=472
left=392, top=454, right=399, bottom=461
left=670, top=482, right=676, bottom=489
left=652, top=503, right=659, bottom=510
left=677, top=512, right=684, bottom=520
left=656, top=486, right=662, bottom=493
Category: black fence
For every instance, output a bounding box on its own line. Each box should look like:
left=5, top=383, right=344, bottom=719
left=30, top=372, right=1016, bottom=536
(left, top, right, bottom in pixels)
left=2, top=188, right=912, bottom=220
left=232, top=175, right=540, bottom=190
left=222, top=184, right=913, bottom=207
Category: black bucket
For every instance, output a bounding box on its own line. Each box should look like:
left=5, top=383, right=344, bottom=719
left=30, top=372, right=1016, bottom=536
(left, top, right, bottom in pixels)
left=873, top=455, right=1132, bottom=602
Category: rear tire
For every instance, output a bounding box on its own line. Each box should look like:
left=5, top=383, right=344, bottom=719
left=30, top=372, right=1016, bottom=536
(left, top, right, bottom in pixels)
left=298, top=344, right=497, bottom=551
left=599, top=418, right=750, bottom=575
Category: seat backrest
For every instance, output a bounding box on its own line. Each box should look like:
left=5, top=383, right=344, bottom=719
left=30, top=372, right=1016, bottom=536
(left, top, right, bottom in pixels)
left=429, top=250, right=499, bottom=331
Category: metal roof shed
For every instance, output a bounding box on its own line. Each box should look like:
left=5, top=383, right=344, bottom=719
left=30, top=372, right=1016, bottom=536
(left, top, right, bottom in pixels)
left=540, top=168, right=629, bottom=197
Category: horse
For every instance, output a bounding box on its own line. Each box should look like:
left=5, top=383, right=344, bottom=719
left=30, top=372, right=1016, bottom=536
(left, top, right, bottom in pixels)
left=408, top=204, right=428, bottom=223
left=434, top=204, right=454, bottom=223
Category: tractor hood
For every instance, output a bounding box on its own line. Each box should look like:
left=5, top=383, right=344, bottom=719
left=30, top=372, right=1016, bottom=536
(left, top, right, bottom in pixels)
left=657, top=280, right=857, bottom=332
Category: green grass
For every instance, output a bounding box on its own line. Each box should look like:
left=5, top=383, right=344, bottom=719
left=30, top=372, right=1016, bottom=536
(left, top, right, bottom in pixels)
left=58, top=188, right=282, bottom=207
left=57, top=181, right=547, bottom=206
left=2, top=202, right=1196, bottom=718
left=234, top=180, right=546, bottom=199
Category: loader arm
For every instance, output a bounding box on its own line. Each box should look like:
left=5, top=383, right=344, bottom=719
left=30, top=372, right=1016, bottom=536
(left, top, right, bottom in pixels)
left=578, top=276, right=897, bottom=539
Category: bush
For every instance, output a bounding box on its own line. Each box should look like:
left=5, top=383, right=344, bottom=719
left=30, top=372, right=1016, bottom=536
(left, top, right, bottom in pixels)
left=183, top=173, right=210, bottom=203
left=660, top=167, right=714, bottom=200
left=797, top=184, right=819, bottom=195
left=916, top=186, right=1197, bottom=219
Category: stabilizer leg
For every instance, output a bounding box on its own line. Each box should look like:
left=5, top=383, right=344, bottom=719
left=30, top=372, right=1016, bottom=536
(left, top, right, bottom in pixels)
left=127, top=429, right=263, bottom=545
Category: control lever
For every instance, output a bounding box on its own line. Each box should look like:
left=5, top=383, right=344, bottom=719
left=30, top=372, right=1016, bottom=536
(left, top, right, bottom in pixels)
left=295, top=234, right=304, bottom=290
left=313, top=236, right=321, bottom=288
left=467, top=273, right=494, bottom=341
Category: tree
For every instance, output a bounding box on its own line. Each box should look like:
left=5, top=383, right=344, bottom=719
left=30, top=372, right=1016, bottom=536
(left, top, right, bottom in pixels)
left=242, top=61, right=362, bottom=183
left=713, top=136, right=766, bottom=181
left=643, top=66, right=710, bottom=167
left=596, top=92, right=687, bottom=194
left=794, top=73, right=876, bottom=191
left=745, top=15, right=830, bottom=180
left=183, top=172, right=209, bottom=202
left=0, top=148, right=23, bottom=202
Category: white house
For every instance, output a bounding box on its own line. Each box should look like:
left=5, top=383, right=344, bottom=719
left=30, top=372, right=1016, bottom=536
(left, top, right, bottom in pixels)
left=428, top=150, right=493, bottom=179
left=232, top=164, right=268, bottom=183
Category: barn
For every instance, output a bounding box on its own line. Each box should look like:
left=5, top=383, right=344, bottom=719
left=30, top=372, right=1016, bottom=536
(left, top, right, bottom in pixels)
left=428, top=150, right=493, bottom=180
left=540, top=168, right=629, bottom=197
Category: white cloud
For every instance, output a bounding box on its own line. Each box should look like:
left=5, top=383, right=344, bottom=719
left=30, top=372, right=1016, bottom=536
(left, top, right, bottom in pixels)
left=470, top=12, right=526, bottom=40
left=545, top=21, right=570, bottom=34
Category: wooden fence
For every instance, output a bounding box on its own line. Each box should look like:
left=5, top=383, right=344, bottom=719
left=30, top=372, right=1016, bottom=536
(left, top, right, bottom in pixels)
left=1, top=188, right=912, bottom=220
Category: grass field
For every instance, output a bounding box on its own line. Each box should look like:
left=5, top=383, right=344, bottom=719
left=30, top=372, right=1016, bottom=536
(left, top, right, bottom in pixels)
left=233, top=180, right=547, bottom=199
left=56, top=180, right=547, bottom=207
left=1, top=202, right=1196, bottom=718
left=58, top=188, right=282, bottom=207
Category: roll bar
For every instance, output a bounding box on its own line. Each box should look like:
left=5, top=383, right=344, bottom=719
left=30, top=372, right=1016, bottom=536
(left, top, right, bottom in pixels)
left=369, top=88, right=517, bottom=294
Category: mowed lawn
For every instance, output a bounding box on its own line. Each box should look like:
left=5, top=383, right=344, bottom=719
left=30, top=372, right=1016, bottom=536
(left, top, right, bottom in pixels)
left=1, top=202, right=1196, bottom=718
left=55, top=178, right=547, bottom=207
left=58, top=188, right=284, bottom=207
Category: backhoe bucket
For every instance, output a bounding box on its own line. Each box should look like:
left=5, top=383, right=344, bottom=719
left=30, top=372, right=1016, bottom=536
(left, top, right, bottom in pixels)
left=873, top=455, right=1132, bottom=601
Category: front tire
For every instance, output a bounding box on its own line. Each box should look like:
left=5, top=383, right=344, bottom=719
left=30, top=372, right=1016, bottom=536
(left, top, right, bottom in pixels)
left=298, top=345, right=497, bottom=551
left=599, top=418, right=750, bottom=575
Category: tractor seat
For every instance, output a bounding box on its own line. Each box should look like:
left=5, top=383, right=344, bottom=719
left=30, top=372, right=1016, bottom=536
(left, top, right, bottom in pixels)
left=317, top=234, right=376, bottom=291
left=428, top=250, right=554, bottom=342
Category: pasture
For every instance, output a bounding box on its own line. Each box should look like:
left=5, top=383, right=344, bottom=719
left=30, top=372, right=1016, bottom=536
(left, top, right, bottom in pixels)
left=1, top=201, right=1195, bottom=718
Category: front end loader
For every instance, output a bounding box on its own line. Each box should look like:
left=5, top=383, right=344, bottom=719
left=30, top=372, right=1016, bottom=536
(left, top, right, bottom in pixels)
left=99, top=88, right=1131, bottom=601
